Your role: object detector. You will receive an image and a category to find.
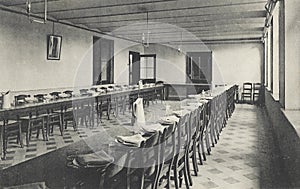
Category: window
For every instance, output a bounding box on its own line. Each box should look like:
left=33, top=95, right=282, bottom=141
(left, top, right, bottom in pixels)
left=140, top=54, right=156, bottom=82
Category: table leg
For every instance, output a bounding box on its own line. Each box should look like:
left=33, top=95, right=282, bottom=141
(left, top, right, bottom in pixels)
left=0, top=122, right=4, bottom=159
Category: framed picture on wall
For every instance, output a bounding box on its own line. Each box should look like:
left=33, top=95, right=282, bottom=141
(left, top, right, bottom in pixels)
left=47, top=35, right=62, bottom=60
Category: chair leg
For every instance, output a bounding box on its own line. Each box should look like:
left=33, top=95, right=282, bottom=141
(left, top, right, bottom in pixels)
left=59, top=115, right=64, bottom=136
left=197, top=143, right=203, bottom=165
left=183, top=166, right=190, bottom=189
left=191, top=145, right=198, bottom=175
left=3, top=136, right=8, bottom=160
left=46, top=118, right=50, bottom=140
left=41, top=119, right=46, bottom=141
left=64, top=118, right=68, bottom=130
left=18, top=122, right=23, bottom=148
left=200, top=139, right=206, bottom=161
left=26, top=122, right=30, bottom=146
left=185, top=155, right=193, bottom=186
left=173, top=163, right=179, bottom=189
left=36, top=127, right=40, bottom=139
left=2, top=124, right=8, bottom=160
left=205, top=130, right=211, bottom=155
left=179, top=170, right=183, bottom=188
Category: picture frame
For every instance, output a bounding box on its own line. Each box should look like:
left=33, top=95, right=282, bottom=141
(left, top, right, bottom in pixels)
left=47, top=34, right=62, bottom=60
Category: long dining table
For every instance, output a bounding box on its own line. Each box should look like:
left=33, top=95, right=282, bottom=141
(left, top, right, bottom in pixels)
left=0, top=84, right=237, bottom=188
left=0, top=85, right=165, bottom=159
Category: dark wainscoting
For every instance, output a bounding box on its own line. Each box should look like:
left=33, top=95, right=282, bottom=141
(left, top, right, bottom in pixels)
left=264, top=88, right=300, bottom=187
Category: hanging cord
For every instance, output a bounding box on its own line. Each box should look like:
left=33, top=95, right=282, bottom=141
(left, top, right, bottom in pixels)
left=146, top=12, right=150, bottom=47
left=52, top=22, right=55, bottom=35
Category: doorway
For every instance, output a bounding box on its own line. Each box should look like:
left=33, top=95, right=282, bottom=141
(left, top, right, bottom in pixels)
left=129, top=52, right=156, bottom=85
left=93, top=37, right=114, bottom=85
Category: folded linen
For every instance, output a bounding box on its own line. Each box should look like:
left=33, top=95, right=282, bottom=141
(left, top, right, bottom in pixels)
left=107, top=88, right=115, bottom=92
left=159, top=115, right=180, bottom=125
left=25, top=97, right=38, bottom=103
left=115, top=134, right=146, bottom=147
left=172, top=110, right=190, bottom=117
left=44, top=94, right=54, bottom=100
left=140, top=123, right=165, bottom=134
left=199, top=99, right=209, bottom=103
left=74, top=150, right=114, bottom=168
left=187, top=102, right=202, bottom=107
left=201, top=96, right=214, bottom=100
left=58, top=93, right=69, bottom=98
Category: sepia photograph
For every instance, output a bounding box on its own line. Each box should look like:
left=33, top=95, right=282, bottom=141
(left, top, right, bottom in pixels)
left=0, top=0, right=299, bottom=189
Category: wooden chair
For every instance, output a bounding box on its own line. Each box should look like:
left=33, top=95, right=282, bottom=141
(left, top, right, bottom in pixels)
left=19, top=110, right=47, bottom=145
left=196, top=104, right=207, bottom=165
left=66, top=149, right=114, bottom=188
left=103, top=144, right=132, bottom=189
left=155, top=81, right=164, bottom=102
left=71, top=89, right=93, bottom=128
left=203, top=99, right=212, bottom=156
left=33, top=94, right=47, bottom=103
left=241, top=82, right=252, bottom=103
left=96, top=95, right=111, bottom=122
left=1, top=120, right=23, bottom=160
left=14, top=94, right=30, bottom=106
left=46, top=107, right=63, bottom=136
left=33, top=94, right=62, bottom=136
left=187, top=108, right=200, bottom=177
left=73, top=99, right=92, bottom=128
left=63, top=90, right=73, bottom=97
left=14, top=95, right=48, bottom=144
left=49, top=91, right=76, bottom=131
left=172, top=113, right=191, bottom=189
left=79, top=89, right=90, bottom=96
left=135, top=131, right=161, bottom=189
left=104, top=132, right=161, bottom=189
left=110, top=93, right=128, bottom=118
left=156, top=124, right=176, bottom=189
left=94, top=87, right=112, bottom=122
left=49, top=92, right=61, bottom=100
left=61, top=105, right=77, bottom=131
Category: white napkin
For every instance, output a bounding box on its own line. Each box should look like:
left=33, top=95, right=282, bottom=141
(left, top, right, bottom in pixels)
left=199, top=99, right=209, bottom=103
left=58, top=93, right=69, bottom=98
left=44, top=94, right=54, bottom=100
left=172, top=110, right=190, bottom=117
left=140, top=123, right=165, bottom=134
left=115, top=134, right=146, bottom=147
left=107, top=88, right=115, bottom=92
left=201, top=96, right=214, bottom=100
left=25, top=96, right=38, bottom=103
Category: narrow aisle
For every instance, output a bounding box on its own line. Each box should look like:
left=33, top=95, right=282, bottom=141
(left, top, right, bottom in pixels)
left=177, top=104, right=289, bottom=189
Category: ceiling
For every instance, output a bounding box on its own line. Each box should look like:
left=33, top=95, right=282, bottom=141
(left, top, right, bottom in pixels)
left=0, top=0, right=268, bottom=44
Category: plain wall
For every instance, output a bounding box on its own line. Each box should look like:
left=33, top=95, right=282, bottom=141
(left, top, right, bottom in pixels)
left=285, top=0, right=300, bottom=109
left=114, top=42, right=263, bottom=88
left=209, top=43, right=263, bottom=88
left=114, top=40, right=144, bottom=85
left=0, top=10, right=93, bottom=92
